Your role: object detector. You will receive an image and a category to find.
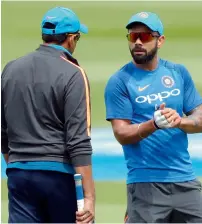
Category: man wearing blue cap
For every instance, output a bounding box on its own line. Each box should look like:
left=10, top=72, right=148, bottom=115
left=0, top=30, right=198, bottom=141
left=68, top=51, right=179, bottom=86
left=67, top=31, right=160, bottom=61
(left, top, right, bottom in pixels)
left=105, top=11, right=202, bottom=223
left=1, top=7, right=95, bottom=223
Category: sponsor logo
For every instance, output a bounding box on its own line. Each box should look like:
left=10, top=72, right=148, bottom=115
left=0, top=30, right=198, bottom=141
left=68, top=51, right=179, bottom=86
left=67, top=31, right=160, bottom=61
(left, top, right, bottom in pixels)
left=138, top=84, right=150, bottom=92
left=135, top=88, right=180, bottom=104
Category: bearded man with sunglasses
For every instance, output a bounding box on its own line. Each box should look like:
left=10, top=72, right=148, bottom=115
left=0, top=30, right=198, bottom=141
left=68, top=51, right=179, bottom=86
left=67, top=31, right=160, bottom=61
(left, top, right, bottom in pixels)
left=1, top=7, right=95, bottom=223
left=105, top=12, right=202, bottom=223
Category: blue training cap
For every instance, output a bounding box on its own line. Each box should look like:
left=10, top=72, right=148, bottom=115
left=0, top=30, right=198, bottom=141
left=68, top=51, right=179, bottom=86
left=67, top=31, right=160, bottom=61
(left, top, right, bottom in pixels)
left=41, top=7, right=88, bottom=35
left=126, top=12, right=164, bottom=35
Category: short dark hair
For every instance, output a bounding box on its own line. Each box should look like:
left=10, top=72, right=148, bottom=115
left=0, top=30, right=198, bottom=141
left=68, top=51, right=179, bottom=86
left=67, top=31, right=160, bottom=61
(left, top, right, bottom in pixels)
left=42, top=22, right=67, bottom=44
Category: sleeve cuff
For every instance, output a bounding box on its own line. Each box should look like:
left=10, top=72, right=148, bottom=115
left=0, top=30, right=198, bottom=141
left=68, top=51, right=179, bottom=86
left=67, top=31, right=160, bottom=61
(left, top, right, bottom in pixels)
left=71, top=154, right=92, bottom=167
left=106, top=115, right=132, bottom=121
left=184, top=101, right=202, bottom=114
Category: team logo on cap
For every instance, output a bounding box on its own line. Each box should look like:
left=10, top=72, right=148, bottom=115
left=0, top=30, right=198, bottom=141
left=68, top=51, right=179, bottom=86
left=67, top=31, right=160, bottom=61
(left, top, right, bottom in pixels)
left=138, top=12, right=149, bottom=19
left=162, top=76, right=174, bottom=88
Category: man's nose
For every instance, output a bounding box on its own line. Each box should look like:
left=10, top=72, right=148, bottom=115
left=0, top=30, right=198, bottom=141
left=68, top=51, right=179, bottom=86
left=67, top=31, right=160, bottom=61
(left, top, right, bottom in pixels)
left=134, top=37, right=143, bottom=45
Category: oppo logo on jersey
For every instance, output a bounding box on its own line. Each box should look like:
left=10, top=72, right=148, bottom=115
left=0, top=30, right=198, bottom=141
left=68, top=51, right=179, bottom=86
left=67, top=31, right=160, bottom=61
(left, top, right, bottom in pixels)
left=135, top=88, right=181, bottom=104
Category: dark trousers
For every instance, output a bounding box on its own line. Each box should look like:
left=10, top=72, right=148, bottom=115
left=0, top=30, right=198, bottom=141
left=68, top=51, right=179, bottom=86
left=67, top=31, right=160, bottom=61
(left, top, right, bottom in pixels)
left=7, top=169, right=77, bottom=223
left=126, top=179, right=202, bottom=223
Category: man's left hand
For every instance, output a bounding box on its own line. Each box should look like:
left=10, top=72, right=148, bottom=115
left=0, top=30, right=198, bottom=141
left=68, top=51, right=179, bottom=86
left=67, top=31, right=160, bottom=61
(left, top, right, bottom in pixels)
left=161, top=108, right=182, bottom=128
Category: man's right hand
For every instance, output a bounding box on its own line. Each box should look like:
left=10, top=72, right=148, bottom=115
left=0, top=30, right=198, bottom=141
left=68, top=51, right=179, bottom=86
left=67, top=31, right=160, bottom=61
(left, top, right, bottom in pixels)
left=76, top=197, right=95, bottom=223
left=154, top=103, right=182, bottom=129
left=74, top=165, right=95, bottom=223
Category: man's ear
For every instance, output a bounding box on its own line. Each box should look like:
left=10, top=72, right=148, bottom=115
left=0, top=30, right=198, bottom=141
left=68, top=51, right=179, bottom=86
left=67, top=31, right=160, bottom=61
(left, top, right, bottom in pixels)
left=65, top=35, right=70, bottom=48
left=157, top=35, right=165, bottom=49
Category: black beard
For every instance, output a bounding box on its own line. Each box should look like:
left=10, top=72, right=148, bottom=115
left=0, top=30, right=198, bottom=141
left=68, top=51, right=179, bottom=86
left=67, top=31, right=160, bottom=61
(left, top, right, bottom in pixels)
left=130, top=44, right=158, bottom=64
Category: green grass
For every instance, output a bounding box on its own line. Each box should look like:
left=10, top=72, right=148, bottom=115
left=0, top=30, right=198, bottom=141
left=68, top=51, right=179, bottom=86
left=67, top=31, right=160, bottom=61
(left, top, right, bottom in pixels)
left=2, top=1, right=202, bottom=127
left=1, top=179, right=202, bottom=223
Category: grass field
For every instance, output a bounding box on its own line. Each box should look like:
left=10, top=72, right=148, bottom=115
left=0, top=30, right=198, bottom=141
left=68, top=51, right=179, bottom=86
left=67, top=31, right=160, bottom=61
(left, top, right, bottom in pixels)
left=1, top=1, right=202, bottom=223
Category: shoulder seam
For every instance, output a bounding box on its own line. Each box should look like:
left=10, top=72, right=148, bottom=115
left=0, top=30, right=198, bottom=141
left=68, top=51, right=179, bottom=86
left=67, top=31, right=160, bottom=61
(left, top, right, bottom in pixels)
left=161, top=60, right=183, bottom=75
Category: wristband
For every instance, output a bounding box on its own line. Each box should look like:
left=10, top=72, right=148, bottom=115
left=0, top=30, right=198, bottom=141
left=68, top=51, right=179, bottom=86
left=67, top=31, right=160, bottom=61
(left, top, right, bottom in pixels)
left=153, top=119, right=160, bottom=129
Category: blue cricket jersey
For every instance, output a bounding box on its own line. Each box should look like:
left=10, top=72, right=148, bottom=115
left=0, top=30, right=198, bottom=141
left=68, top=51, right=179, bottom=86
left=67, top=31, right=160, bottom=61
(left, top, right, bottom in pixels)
left=104, top=59, right=202, bottom=184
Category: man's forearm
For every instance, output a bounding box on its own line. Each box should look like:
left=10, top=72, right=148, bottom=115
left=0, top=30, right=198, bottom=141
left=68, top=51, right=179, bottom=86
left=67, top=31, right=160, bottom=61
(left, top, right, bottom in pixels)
left=179, top=117, right=202, bottom=133
left=179, top=105, right=202, bottom=133
left=114, top=120, right=157, bottom=145
left=75, top=165, right=95, bottom=200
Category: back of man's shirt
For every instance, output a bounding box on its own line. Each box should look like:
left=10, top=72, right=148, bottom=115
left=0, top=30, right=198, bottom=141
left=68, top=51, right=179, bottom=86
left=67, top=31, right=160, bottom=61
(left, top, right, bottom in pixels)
left=105, top=59, right=202, bottom=183
left=1, top=45, right=92, bottom=166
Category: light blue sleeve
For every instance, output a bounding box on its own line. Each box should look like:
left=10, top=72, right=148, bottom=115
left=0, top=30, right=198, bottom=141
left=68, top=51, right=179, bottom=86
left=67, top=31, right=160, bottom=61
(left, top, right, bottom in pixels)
left=179, top=64, right=202, bottom=114
left=104, top=74, right=133, bottom=121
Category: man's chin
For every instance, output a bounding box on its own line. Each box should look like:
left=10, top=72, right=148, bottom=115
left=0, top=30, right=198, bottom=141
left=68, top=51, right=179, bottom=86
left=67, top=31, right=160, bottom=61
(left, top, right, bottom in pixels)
left=133, top=57, right=147, bottom=64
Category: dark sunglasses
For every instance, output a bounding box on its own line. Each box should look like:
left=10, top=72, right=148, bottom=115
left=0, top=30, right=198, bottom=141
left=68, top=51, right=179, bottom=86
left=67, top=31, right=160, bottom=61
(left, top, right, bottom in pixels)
left=126, top=32, right=160, bottom=43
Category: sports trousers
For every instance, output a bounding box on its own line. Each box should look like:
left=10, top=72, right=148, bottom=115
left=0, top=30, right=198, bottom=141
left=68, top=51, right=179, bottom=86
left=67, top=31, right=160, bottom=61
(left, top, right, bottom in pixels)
left=126, top=179, right=202, bottom=223
left=7, top=169, right=77, bottom=223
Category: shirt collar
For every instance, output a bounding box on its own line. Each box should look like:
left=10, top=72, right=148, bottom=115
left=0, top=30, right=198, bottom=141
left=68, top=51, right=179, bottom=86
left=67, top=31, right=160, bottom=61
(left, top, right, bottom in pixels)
left=46, top=44, right=72, bottom=56
left=39, top=44, right=80, bottom=66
